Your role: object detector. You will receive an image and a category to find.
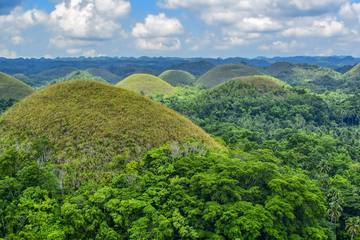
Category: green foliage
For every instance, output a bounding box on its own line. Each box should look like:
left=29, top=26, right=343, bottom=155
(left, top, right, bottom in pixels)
left=346, top=217, right=360, bottom=240
left=157, top=74, right=360, bottom=239
left=117, top=73, right=175, bottom=96
left=0, top=143, right=329, bottom=239
left=342, top=64, right=360, bottom=92
left=161, top=78, right=331, bottom=136
left=159, top=70, right=196, bottom=86
left=0, top=72, right=33, bottom=100
left=266, top=62, right=344, bottom=92
left=3, top=60, right=360, bottom=239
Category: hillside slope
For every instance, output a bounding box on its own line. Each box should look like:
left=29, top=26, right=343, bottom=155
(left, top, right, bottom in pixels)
left=223, top=75, right=290, bottom=92
left=196, top=64, right=262, bottom=88
left=159, top=70, right=196, bottom=86
left=86, top=67, right=120, bottom=83
left=54, top=70, right=106, bottom=83
left=0, top=72, right=33, bottom=100
left=266, top=62, right=343, bottom=91
left=0, top=80, right=219, bottom=185
left=117, top=73, right=174, bottom=96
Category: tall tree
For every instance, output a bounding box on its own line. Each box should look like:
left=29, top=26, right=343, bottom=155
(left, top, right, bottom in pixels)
left=346, top=217, right=360, bottom=240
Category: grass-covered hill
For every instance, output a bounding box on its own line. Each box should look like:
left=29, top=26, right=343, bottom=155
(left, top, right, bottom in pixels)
left=54, top=70, right=106, bottom=83
left=169, top=60, right=215, bottom=76
left=224, top=75, right=290, bottom=92
left=344, top=64, right=360, bottom=81
left=265, top=62, right=343, bottom=91
left=12, top=73, right=31, bottom=84
left=86, top=67, right=120, bottom=83
left=159, top=70, right=196, bottom=86
left=0, top=80, right=219, bottom=185
left=0, top=72, right=33, bottom=100
left=160, top=75, right=330, bottom=141
left=343, top=63, right=360, bottom=90
left=344, top=63, right=360, bottom=77
left=116, top=73, right=175, bottom=96
left=27, top=66, right=79, bottom=87
left=196, top=64, right=263, bottom=88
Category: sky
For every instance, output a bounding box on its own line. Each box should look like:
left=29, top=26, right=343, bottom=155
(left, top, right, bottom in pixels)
left=1, top=0, right=360, bottom=58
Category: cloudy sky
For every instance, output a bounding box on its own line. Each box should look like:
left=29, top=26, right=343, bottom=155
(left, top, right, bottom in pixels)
left=1, top=0, right=360, bottom=58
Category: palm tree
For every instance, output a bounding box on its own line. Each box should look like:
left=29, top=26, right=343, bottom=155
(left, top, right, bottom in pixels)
left=328, top=192, right=343, bottom=224
left=346, top=217, right=360, bottom=240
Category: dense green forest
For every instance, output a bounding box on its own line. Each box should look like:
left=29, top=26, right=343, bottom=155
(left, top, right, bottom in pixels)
left=155, top=76, right=360, bottom=240
left=1, top=59, right=360, bottom=239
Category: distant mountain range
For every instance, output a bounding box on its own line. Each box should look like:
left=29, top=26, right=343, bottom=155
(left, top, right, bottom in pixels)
left=0, top=56, right=359, bottom=87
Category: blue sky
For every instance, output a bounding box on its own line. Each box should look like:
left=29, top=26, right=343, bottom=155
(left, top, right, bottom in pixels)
left=1, top=0, right=360, bottom=58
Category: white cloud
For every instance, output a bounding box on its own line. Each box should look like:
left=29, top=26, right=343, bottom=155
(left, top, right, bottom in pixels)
left=82, top=49, right=99, bottom=57
left=158, top=0, right=357, bottom=53
left=50, top=0, right=130, bottom=40
left=260, top=40, right=303, bottom=53
left=185, top=33, right=214, bottom=51
left=132, top=13, right=183, bottom=51
left=0, top=7, right=47, bottom=55
left=11, top=35, right=23, bottom=45
left=0, top=45, right=17, bottom=58
left=340, top=2, right=360, bottom=22
left=160, top=0, right=346, bottom=16
left=49, top=36, right=91, bottom=49
left=66, top=48, right=82, bottom=55
left=135, top=38, right=181, bottom=51
left=287, top=0, right=346, bottom=12
left=231, top=17, right=283, bottom=33
left=282, top=18, right=347, bottom=37
left=66, top=48, right=99, bottom=56
left=132, top=13, right=183, bottom=38
left=0, top=7, right=47, bottom=33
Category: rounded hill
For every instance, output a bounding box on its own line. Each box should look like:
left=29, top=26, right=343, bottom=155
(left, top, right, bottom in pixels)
left=184, top=75, right=330, bottom=141
left=344, top=63, right=360, bottom=78
left=159, top=70, right=196, bottom=86
left=0, top=80, right=219, bottom=185
left=266, top=62, right=343, bottom=91
left=54, top=70, right=106, bottom=83
left=196, top=64, right=263, bottom=89
left=0, top=72, right=33, bottom=100
left=222, top=75, right=290, bottom=92
left=86, top=68, right=120, bottom=83
left=117, top=73, right=174, bottom=96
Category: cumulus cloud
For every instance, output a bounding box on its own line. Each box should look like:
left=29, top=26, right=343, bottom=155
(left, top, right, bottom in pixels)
left=0, top=44, right=17, bottom=58
left=160, top=0, right=346, bottom=16
left=66, top=48, right=99, bottom=57
left=260, top=40, right=303, bottom=53
left=132, top=13, right=184, bottom=50
left=11, top=36, right=23, bottom=45
left=282, top=18, right=347, bottom=37
left=0, top=7, right=47, bottom=33
left=185, top=33, right=214, bottom=51
left=49, top=36, right=91, bottom=49
left=0, top=7, right=47, bottom=50
left=232, top=17, right=283, bottom=33
left=340, top=2, right=360, bottom=22
left=50, top=0, right=130, bottom=40
left=158, top=0, right=358, bottom=52
left=135, top=38, right=181, bottom=51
